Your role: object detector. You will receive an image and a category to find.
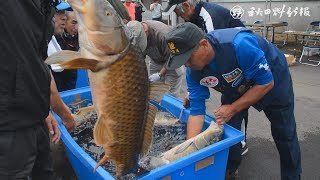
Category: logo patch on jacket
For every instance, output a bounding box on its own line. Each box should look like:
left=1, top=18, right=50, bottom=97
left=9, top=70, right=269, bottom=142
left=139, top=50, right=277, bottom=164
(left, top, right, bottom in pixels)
left=168, top=42, right=180, bottom=54
left=232, top=74, right=244, bottom=87
left=258, top=63, right=270, bottom=71
left=222, top=68, right=243, bottom=83
left=200, top=76, right=219, bottom=88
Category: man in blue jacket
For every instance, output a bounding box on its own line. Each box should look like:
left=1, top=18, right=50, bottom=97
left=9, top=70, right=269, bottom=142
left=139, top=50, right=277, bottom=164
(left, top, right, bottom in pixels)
left=163, top=0, right=250, bottom=155
left=162, top=0, right=244, bottom=33
left=165, top=22, right=301, bottom=179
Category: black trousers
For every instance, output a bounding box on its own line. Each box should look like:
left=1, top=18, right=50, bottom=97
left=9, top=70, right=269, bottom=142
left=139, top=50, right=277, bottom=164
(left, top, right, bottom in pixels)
left=221, top=94, right=248, bottom=172
left=224, top=93, right=301, bottom=179
left=0, top=123, right=56, bottom=180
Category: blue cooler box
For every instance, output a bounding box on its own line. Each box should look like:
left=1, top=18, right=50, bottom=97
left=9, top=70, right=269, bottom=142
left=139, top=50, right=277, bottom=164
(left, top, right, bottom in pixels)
left=55, top=87, right=244, bottom=180
left=75, top=70, right=89, bottom=89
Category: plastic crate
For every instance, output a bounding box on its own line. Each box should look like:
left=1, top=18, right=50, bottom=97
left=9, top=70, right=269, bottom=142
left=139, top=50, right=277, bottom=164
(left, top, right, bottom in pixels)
left=75, top=70, right=89, bottom=89
left=55, top=87, right=244, bottom=180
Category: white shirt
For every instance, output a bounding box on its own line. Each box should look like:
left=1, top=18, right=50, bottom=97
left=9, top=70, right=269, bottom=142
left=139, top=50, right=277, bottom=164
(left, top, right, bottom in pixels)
left=150, top=3, right=161, bottom=19
left=47, top=35, right=62, bottom=56
left=47, top=36, right=64, bottom=72
left=199, top=7, right=214, bottom=32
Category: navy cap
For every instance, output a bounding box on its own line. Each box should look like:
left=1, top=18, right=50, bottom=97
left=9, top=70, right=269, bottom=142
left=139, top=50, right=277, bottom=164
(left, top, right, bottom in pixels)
left=165, top=22, right=206, bottom=70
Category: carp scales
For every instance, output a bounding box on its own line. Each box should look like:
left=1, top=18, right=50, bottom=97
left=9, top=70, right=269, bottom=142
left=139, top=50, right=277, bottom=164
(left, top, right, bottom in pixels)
left=45, top=0, right=170, bottom=178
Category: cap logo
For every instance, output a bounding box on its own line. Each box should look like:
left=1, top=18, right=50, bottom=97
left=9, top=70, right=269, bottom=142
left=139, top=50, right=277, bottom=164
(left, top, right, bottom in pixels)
left=168, top=42, right=180, bottom=55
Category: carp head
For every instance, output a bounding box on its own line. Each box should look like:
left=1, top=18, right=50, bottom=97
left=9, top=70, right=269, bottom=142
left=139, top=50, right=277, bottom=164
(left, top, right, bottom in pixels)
left=67, top=0, right=130, bottom=55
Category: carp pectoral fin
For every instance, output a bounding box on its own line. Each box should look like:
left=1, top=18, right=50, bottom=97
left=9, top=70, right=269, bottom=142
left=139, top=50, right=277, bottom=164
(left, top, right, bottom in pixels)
left=141, top=103, right=158, bottom=157
left=175, top=139, right=194, bottom=154
left=93, top=115, right=113, bottom=146
left=94, top=154, right=110, bottom=172
left=149, top=82, right=171, bottom=103
left=45, top=50, right=82, bottom=64
left=72, top=105, right=95, bottom=126
left=75, top=105, right=95, bottom=116
left=45, top=50, right=100, bottom=71
left=60, top=58, right=100, bottom=72
left=141, top=82, right=170, bottom=156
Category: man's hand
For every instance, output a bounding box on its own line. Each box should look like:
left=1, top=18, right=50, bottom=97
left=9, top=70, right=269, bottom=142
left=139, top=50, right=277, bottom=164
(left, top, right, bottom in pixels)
left=49, top=72, right=75, bottom=132
left=60, top=104, right=76, bottom=132
left=62, top=113, right=76, bottom=132
left=45, top=112, right=61, bottom=144
left=214, top=104, right=236, bottom=125
left=183, top=93, right=190, bottom=108
left=214, top=83, right=274, bottom=125
left=149, top=72, right=161, bottom=82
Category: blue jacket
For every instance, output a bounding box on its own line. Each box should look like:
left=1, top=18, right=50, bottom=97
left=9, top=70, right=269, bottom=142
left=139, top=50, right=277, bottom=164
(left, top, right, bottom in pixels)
left=187, top=28, right=292, bottom=115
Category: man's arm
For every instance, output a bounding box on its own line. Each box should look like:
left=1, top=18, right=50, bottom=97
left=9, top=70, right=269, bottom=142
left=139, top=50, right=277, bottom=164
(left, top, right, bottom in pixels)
left=231, top=82, right=273, bottom=113
left=49, top=72, right=75, bottom=132
left=187, top=115, right=205, bottom=139
left=45, top=112, right=61, bottom=144
left=150, top=3, right=155, bottom=11
left=159, top=67, right=167, bottom=77
left=149, top=26, right=171, bottom=81
left=215, top=82, right=273, bottom=124
left=185, top=68, right=210, bottom=139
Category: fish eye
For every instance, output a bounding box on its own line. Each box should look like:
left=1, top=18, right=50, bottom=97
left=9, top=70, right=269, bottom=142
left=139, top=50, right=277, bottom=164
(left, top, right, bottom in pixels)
left=105, top=11, right=112, bottom=16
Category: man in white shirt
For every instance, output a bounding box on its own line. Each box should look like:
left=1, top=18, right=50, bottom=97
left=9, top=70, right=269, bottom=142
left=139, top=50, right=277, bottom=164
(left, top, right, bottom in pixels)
left=47, top=4, right=69, bottom=57
left=150, top=0, right=162, bottom=21
left=47, top=1, right=75, bottom=132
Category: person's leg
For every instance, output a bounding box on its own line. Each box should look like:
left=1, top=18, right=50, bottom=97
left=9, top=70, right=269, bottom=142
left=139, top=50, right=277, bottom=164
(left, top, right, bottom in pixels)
left=240, top=109, right=249, bottom=155
left=164, top=66, right=185, bottom=98
left=221, top=94, right=248, bottom=177
left=264, top=101, right=301, bottom=180
left=225, top=110, right=248, bottom=174
left=31, top=124, right=57, bottom=180
left=0, top=127, right=39, bottom=179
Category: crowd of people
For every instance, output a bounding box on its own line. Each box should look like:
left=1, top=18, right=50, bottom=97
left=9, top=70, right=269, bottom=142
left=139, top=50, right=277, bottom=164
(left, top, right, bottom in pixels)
left=0, top=0, right=301, bottom=179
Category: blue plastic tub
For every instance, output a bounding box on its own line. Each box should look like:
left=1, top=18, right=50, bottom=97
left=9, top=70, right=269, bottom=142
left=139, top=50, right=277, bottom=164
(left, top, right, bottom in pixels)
left=75, top=70, right=89, bottom=89
left=55, top=87, right=244, bottom=180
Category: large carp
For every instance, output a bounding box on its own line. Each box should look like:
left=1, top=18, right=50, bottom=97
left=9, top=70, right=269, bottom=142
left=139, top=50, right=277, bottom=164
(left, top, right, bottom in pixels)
left=45, top=0, right=170, bottom=178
